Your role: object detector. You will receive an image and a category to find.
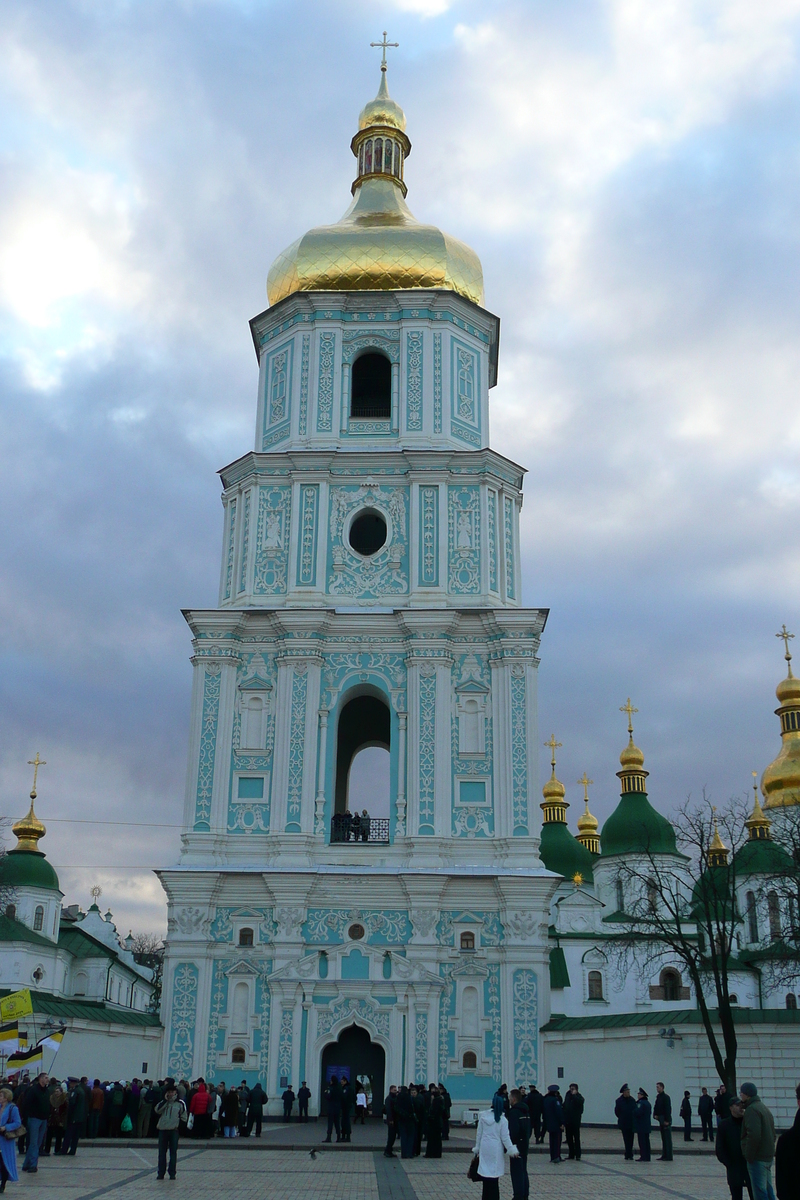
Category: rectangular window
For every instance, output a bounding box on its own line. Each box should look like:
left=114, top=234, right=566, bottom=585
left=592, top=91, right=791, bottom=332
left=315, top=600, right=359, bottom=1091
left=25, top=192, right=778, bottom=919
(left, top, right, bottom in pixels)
left=238, top=777, right=265, bottom=800
left=459, top=780, right=487, bottom=806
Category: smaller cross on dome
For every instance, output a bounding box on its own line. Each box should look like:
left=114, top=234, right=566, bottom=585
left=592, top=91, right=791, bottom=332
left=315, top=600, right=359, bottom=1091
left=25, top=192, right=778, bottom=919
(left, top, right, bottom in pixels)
left=620, top=697, right=638, bottom=735
left=370, top=30, right=399, bottom=71
left=544, top=734, right=562, bottom=771
left=776, top=624, right=795, bottom=674
left=27, top=752, right=46, bottom=799
left=577, top=772, right=593, bottom=802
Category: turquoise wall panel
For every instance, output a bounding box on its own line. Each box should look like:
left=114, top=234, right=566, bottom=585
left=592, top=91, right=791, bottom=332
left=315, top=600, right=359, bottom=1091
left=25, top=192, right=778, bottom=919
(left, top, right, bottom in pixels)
left=405, top=330, right=423, bottom=431
left=253, top=486, right=291, bottom=596
left=167, top=962, right=199, bottom=1077
left=418, top=485, right=439, bottom=586
left=296, top=484, right=319, bottom=586
left=448, top=485, right=481, bottom=594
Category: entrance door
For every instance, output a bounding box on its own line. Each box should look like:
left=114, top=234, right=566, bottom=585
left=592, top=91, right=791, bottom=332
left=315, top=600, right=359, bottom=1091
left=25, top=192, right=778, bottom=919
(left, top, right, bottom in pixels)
left=320, top=1024, right=385, bottom=1117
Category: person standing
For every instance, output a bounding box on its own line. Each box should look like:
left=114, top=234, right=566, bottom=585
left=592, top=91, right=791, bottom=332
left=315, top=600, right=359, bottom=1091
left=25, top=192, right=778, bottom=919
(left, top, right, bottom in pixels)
left=527, top=1085, right=544, bottom=1144
left=340, top=1080, right=353, bottom=1143
left=297, top=1082, right=310, bottom=1123
left=44, top=1085, right=67, bottom=1156
left=383, top=1085, right=398, bottom=1157
left=635, top=1089, right=652, bottom=1162
left=21, top=1073, right=49, bottom=1174
left=154, top=1080, right=187, bottom=1180
left=439, top=1081, right=451, bottom=1140
left=740, top=1083, right=777, bottom=1200
left=654, top=1082, right=673, bottom=1161
left=394, top=1086, right=415, bottom=1159
left=108, top=1081, right=125, bottom=1138
left=411, top=1085, right=424, bottom=1156
left=716, top=1084, right=732, bottom=1127
left=247, top=1083, right=266, bottom=1137
left=88, top=1080, right=104, bottom=1140
left=282, top=1085, right=295, bottom=1123
left=615, top=1084, right=636, bottom=1160
left=699, top=1087, right=715, bottom=1141
left=543, top=1085, right=564, bottom=1164
left=424, top=1087, right=444, bottom=1159
left=680, top=1091, right=693, bottom=1141
left=323, top=1076, right=341, bottom=1143
left=189, top=1081, right=209, bottom=1138
left=237, top=1081, right=250, bottom=1137
left=716, top=1099, right=753, bottom=1200
left=473, top=1095, right=519, bottom=1200
left=507, top=1089, right=531, bottom=1200
left=356, top=1085, right=368, bottom=1125
left=563, top=1083, right=584, bottom=1161
left=0, top=1087, right=21, bottom=1192
left=775, top=1081, right=800, bottom=1200
left=220, top=1087, right=239, bottom=1137
left=136, top=1081, right=153, bottom=1140
left=61, top=1078, right=87, bottom=1156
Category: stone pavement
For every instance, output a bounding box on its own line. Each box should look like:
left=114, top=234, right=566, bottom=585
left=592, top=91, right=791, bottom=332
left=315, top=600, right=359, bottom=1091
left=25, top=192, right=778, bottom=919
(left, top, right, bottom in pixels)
left=16, top=1142, right=732, bottom=1200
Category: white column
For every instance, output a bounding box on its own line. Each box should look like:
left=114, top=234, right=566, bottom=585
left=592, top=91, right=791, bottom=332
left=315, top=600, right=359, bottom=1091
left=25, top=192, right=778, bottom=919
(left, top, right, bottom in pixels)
left=406, top=660, right=421, bottom=835
left=434, top=659, right=452, bottom=837
left=492, top=658, right=513, bottom=839
left=300, top=659, right=322, bottom=834
left=395, top=712, right=407, bottom=838
left=315, top=709, right=329, bottom=835
left=340, top=362, right=350, bottom=434
left=270, top=658, right=294, bottom=833
left=391, top=361, right=400, bottom=432
left=210, top=658, right=239, bottom=833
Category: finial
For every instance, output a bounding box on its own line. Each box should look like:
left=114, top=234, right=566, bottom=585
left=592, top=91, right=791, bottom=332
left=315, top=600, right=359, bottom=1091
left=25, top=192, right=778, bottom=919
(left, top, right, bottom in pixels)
left=776, top=625, right=795, bottom=678
left=620, top=698, right=638, bottom=736
left=370, top=30, right=399, bottom=72
left=752, top=771, right=758, bottom=803
left=544, top=734, right=563, bottom=774
left=90, top=885, right=102, bottom=905
left=577, top=772, right=593, bottom=802
left=572, top=872, right=583, bottom=889
left=707, top=805, right=728, bottom=864
left=27, top=752, right=45, bottom=800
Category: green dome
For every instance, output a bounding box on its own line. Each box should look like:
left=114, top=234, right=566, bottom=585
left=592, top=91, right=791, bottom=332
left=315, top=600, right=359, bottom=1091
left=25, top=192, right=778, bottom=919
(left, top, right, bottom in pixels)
left=600, top=791, right=677, bottom=857
left=0, top=850, right=59, bottom=891
left=733, top=837, right=793, bottom=877
left=540, top=821, right=594, bottom=883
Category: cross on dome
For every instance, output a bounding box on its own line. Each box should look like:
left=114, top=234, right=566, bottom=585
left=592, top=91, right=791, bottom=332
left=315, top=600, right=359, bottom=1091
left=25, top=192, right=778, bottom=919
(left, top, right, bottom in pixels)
left=577, top=772, right=593, bottom=801
left=370, top=30, right=399, bottom=71
left=544, top=734, right=562, bottom=772
left=620, top=698, right=638, bottom=735
left=776, top=624, right=795, bottom=675
left=27, top=751, right=45, bottom=799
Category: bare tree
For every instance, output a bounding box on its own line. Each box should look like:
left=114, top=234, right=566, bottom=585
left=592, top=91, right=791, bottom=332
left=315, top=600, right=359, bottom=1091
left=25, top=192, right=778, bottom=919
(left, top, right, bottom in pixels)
left=758, top=805, right=800, bottom=992
left=609, top=795, right=749, bottom=1094
left=129, top=932, right=164, bottom=1013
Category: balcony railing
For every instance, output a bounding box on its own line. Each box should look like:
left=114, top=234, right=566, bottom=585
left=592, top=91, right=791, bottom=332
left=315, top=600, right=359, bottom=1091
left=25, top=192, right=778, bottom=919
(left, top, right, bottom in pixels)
left=330, top=814, right=390, bottom=844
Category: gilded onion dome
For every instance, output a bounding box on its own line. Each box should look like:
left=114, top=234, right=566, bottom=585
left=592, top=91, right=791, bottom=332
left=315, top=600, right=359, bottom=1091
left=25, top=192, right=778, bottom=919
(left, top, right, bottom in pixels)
left=600, top=701, right=678, bottom=857
left=539, top=737, right=595, bottom=882
left=760, top=626, right=800, bottom=809
left=575, top=772, right=600, bottom=855
left=735, top=776, right=793, bottom=875
left=266, top=65, right=484, bottom=307
left=0, top=757, right=59, bottom=891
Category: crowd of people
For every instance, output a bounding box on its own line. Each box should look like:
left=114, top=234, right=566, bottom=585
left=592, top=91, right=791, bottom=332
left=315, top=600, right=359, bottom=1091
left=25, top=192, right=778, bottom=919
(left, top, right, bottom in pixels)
left=0, top=1067, right=796, bottom=1196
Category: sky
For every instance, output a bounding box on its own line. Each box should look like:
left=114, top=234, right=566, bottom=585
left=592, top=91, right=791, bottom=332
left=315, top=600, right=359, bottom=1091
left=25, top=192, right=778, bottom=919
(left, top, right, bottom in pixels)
left=2, top=0, right=800, bottom=937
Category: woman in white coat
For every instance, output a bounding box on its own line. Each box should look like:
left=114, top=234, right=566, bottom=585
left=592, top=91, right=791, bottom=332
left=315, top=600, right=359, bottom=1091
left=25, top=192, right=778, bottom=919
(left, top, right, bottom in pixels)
left=473, top=1095, right=519, bottom=1200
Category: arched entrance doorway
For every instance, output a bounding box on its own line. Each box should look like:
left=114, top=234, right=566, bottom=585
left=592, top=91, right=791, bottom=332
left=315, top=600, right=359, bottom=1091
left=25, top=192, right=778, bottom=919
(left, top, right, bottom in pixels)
left=334, top=693, right=390, bottom=815
left=320, top=1024, right=385, bottom=1117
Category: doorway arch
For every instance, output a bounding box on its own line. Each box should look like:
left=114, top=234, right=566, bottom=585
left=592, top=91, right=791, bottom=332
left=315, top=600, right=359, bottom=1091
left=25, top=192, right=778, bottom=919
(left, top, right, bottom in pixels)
left=320, top=1024, right=385, bottom=1117
left=334, top=692, right=390, bottom=815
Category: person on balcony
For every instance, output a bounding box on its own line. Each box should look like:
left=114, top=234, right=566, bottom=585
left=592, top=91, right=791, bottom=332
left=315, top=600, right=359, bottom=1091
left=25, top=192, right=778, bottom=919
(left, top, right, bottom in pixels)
left=361, top=810, right=371, bottom=841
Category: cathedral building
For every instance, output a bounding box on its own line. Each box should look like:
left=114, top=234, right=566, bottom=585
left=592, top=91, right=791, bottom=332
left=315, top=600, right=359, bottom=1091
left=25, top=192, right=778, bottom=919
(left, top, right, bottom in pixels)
left=157, top=61, right=800, bottom=1123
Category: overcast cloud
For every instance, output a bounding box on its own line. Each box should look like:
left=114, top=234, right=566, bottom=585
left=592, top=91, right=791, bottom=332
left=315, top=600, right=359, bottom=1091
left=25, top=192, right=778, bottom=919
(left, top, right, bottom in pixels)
left=1, top=0, right=800, bottom=936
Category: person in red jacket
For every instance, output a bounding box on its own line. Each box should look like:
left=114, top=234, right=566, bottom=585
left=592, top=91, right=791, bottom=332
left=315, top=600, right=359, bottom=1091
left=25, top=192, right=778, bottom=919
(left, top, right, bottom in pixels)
left=189, top=1081, right=210, bottom=1139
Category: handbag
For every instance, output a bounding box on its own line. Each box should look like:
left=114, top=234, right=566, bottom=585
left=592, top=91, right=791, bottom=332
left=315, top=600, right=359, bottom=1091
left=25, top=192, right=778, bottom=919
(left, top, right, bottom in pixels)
left=121, top=1115, right=133, bottom=1134
left=467, top=1155, right=481, bottom=1182
left=3, top=1127, right=23, bottom=1141
left=187, top=1113, right=195, bottom=1131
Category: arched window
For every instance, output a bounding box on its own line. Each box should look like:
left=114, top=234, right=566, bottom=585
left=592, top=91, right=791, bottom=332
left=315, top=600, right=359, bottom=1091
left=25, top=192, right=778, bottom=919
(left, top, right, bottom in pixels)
left=460, top=932, right=475, bottom=951
left=364, top=140, right=373, bottom=174
left=587, top=970, right=604, bottom=1000
left=615, top=879, right=624, bottom=913
left=351, top=352, right=391, bottom=419
left=231, top=981, right=249, bottom=1035
left=462, top=1050, right=477, bottom=1070
left=393, top=142, right=401, bottom=176
left=74, top=971, right=88, bottom=997
left=383, top=139, right=393, bottom=174
left=238, top=927, right=254, bottom=947
left=462, top=986, right=480, bottom=1037
left=5, top=904, right=15, bottom=920
left=231, top=1046, right=246, bottom=1064
left=768, top=892, right=782, bottom=940
left=729, top=994, right=738, bottom=1005
left=646, top=880, right=658, bottom=914
left=374, top=138, right=383, bottom=172
left=662, top=969, right=681, bottom=1002
left=786, top=993, right=797, bottom=1010
left=746, top=891, right=759, bottom=943
left=33, top=905, right=44, bottom=932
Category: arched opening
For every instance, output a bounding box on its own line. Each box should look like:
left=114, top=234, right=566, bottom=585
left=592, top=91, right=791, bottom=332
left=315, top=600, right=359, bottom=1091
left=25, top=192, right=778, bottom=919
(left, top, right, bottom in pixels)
left=462, top=1050, right=477, bottom=1070
left=320, top=1024, right=385, bottom=1117
left=239, top=928, right=254, bottom=947
left=768, top=891, right=782, bottom=940
left=33, top=905, right=44, bottom=932
left=746, top=891, right=759, bottom=943
left=351, top=353, right=391, bottom=419
left=460, top=932, right=475, bottom=951
left=231, top=1046, right=246, bottom=1065
left=587, top=970, right=604, bottom=1000
left=74, top=971, right=88, bottom=997
left=786, top=993, right=797, bottom=1010
left=661, top=969, right=682, bottom=1002
left=461, top=986, right=479, bottom=1037
left=231, top=981, right=249, bottom=1035
left=334, top=693, right=390, bottom=818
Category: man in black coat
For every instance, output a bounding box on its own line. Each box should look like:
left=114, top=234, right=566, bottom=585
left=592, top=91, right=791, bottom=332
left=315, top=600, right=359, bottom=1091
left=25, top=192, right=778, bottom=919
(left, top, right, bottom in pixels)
left=507, top=1089, right=531, bottom=1200
left=282, top=1086, right=295, bottom=1122
left=383, top=1085, right=398, bottom=1157
left=543, top=1085, right=564, bottom=1164
left=527, top=1085, right=544, bottom=1144
left=563, top=1083, right=584, bottom=1161
left=698, top=1087, right=714, bottom=1141
left=653, top=1082, right=673, bottom=1161
left=680, top=1091, right=693, bottom=1141
left=615, top=1084, right=636, bottom=1160
left=438, top=1082, right=451, bottom=1140
left=776, top=1082, right=800, bottom=1200
left=323, top=1077, right=341, bottom=1143
left=715, top=1100, right=753, bottom=1200
left=715, top=1084, right=732, bottom=1127
left=297, top=1082, right=311, bottom=1123
left=246, top=1084, right=266, bottom=1137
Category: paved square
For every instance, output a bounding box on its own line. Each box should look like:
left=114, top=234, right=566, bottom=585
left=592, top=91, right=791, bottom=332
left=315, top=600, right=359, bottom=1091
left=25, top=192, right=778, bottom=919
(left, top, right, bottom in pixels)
left=15, top=1144, right=733, bottom=1200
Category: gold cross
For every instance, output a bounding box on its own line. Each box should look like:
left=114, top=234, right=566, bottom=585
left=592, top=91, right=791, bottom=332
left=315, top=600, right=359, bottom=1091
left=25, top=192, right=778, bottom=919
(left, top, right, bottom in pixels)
left=620, top=697, right=638, bottom=734
left=752, top=770, right=758, bottom=799
left=370, top=30, right=399, bottom=69
left=27, top=752, right=46, bottom=797
left=577, top=772, right=593, bottom=802
left=544, top=734, right=562, bottom=770
left=776, top=624, right=794, bottom=664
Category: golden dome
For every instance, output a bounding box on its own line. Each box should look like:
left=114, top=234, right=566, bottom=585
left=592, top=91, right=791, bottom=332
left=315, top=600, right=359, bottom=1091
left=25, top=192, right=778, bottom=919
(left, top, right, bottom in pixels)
left=577, top=799, right=599, bottom=834
left=12, top=794, right=46, bottom=854
left=266, top=68, right=484, bottom=308
left=619, top=737, right=645, bottom=769
left=761, top=626, right=800, bottom=809
left=542, top=772, right=566, bottom=804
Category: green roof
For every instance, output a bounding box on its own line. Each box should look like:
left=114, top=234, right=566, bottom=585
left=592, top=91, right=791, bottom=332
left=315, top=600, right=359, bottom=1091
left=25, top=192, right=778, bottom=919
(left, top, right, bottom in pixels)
left=539, top=822, right=594, bottom=883
left=0, top=850, right=59, bottom=891
left=600, top=790, right=678, bottom=857
left=57, top=926, right=117, bottom=962
left=733, top=837, right=794, bottom=877
left=542, top=1007, right=800, bottom=1032
left=549, top=946, right=571, bottom=989
left=0, top=914, right=54, bottom=948
left=0, top=988, right=161, bottom=1028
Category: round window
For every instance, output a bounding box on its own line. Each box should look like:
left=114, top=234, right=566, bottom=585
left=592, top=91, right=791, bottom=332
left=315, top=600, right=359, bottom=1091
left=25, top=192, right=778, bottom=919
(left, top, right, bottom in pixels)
left=348, top=923, right=366, bottom=941
left=349, top=509, right=387, bottom=557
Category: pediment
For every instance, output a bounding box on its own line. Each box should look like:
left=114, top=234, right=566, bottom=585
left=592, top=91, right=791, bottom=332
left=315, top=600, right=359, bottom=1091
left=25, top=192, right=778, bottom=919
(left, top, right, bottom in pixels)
left=555, top=890, right=604, bottom=911
left=224, top=959, right=262, bottom=977
left=239, top=675, right=273, bottom=692
left=455, top=679, right=490, bottom=695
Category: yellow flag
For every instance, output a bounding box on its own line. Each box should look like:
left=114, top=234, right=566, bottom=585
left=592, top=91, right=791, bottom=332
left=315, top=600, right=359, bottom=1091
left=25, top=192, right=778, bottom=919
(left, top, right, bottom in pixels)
left=0, top=990, right=33, bottom=1021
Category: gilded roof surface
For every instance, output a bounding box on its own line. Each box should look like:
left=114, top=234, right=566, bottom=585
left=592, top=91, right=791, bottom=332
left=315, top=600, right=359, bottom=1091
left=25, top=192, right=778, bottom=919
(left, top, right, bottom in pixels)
left=266, top=72, right=484, bottom=307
